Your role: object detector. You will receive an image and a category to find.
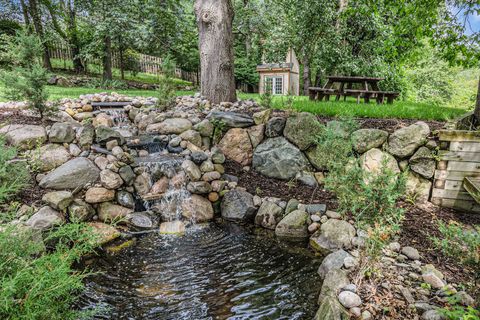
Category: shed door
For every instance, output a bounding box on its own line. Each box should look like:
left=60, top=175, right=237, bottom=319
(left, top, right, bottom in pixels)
left=265, top=76, right=284, bottom=95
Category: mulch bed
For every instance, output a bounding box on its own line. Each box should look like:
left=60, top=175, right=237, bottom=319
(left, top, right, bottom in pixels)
left=224, top=160, right=337, bottom=208
left=399, top=201, right=480, bottom=286
left=17, top=175, right=46, bottom=207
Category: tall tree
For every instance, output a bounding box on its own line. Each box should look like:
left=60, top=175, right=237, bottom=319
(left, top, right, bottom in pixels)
left=194, top=0, right=237, bottom=103
left=433, top=0, right=480, bottom=125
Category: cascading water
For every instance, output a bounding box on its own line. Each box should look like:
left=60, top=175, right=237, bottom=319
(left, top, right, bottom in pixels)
left=103, top=108, right=131, bottom=129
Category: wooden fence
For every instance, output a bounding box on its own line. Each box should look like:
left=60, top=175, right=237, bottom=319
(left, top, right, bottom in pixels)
left=49, top=45, right=198, bottom=85
left=431, top=129, right=480, bottom=213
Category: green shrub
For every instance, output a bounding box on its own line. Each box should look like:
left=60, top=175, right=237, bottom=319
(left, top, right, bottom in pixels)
left=0, top=137, right=29, bottom=205
left=318, top=119, right=405, bottom=256
left=439, top=295, right=480, bottom=320
left=0, top=223, right=99, bottom=320
left=156, top=56, right=177, bottom=110
left=0, top=31, right=50, bottom=117
left=431, top=222, right=480, bottom=281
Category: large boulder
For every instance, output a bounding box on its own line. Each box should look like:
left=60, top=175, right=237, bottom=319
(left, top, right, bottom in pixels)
left=95, top=125, right=125, bottom=145
left=275, top=209, right=310, bottom=239
left=218, top=128, right=253, bottom=166
left=352, top=129, right=388, bottom=154
left=305, top=145, right=327, bottom=171
left=36, top=144, right=71, bottom=172
left=181, top=195, right=214, bottom=223
left=406, top=171, right=432, bottom=203
left=26, top=206, right=64, bottom=231
left=254, top=201, right=284, bottom=230
left=207, top=111, right=254, bottom=128
left=360, top=148, right=400, bottom=176
left=5, top=125, right=47, bottom=150
left=97, top=202, right=133, bottom=223
left=221, top=189, right=256, bottom=221
left=146, top=118, right=192, bottom=134
left=409, top=147, right=436, bottom=179
left=310, top=219, right=356, bottom=254
left=39, top=158, right=100, bottom=190
left=387, top=122, right=430, bottom=158
left=253, top=137, right=310, bottom=180
left=193, top=119, right=214, bottom=137
left=48, top=122, right=75, bottom=143
left=283, top=112, right=323, bottom=150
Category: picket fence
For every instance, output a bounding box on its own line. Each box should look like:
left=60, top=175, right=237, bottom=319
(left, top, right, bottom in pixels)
left=49, top=45, right=198, bottom=85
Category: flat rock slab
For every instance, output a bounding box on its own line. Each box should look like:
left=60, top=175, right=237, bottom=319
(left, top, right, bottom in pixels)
left=207, top=111, right=254, bottom=128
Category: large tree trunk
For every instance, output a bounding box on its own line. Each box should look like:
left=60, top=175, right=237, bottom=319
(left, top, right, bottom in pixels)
left=194, top=0, right=237, bottom=104
left=29, top=0, right=52, bottom=71
left=302, top=54, right=311, bottom=96
left=474, top=76, right=480, bottom=127
left=103, top=35, right=113, bottom=81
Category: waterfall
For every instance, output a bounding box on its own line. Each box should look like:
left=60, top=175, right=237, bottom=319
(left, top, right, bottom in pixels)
left=136, top=154, right=192, bottom=223
left=103, top=109, right=130, bottom=129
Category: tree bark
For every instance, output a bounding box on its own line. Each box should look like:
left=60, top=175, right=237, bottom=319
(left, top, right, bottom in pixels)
left=474, top=76, right=480, bottom=127
left=302, top=54, right=311, bottom=96
left=28, top=0, right=52, bottom=71
left=194, top=0, right=237, bottom=104
left=103, top=35, right=113, bottom=81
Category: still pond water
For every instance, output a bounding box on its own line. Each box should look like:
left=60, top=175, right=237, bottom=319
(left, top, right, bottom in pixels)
left=79, top=222, right=321, bottom=320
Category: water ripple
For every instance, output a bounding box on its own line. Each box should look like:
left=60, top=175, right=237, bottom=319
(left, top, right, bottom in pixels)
left=78, top=222, right=321, bottom=320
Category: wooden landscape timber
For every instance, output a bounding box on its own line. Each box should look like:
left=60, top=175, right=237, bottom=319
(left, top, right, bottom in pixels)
left=431, top=129, right=480, bottom=213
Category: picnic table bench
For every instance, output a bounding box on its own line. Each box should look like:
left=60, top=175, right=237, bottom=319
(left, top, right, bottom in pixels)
left=308, top=76, right=399, bottom=104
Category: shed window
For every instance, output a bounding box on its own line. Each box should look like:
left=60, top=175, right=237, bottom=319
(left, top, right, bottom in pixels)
left=264, top=76, right=284, bottom=95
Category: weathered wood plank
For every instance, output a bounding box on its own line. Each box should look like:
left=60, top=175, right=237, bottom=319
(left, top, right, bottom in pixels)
left=463, top=177, right=480, bottom=204
left=438, top=150, right=480, bottom=162
left=432, top=188, right=474, bottom=201
left=438, top=130, right=480, bottom=142
left=434, top=170, right=480, bottom=181
left=444, top=180, right=465, bottom=191
left=431, top=197, right=480, bottom=213
left=447, top=161, right=480, bottom=172
left=449, top=141, right=480, bottom=152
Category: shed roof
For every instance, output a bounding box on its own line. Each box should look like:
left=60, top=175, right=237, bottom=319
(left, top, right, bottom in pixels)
left=256, top=62, right=293, bottom=71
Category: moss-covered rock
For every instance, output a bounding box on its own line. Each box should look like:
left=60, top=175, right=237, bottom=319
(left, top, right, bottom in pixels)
left=283, top=112, right=323, bottom=150
left=275, top=209, right=310, bottom=239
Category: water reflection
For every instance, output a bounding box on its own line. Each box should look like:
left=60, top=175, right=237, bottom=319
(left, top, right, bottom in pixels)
left=78, top=222, right=321, bottom=320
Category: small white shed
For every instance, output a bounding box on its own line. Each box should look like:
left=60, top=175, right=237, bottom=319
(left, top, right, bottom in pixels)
left=256, top=49, right=300, bottom=96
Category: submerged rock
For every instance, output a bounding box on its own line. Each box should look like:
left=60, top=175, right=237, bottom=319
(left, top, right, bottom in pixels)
left=159, top=221, right=186, bottom=235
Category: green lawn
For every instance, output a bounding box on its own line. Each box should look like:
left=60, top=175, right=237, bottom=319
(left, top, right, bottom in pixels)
left=0, top=84, right=468, bottom=121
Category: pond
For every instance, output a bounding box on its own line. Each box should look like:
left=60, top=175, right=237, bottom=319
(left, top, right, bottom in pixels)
left=78, top=222, right=321, bottom=320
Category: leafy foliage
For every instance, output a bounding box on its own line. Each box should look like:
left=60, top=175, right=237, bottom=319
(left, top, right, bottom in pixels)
left=0, top=137, right=29, bottom=205
left=0, top=223, right=99, bottom=320
left=0, top=31, right=50, bottom=117
left=431, top=221, right=480, bottom=281
left=317, top=119, right=406, bottom=256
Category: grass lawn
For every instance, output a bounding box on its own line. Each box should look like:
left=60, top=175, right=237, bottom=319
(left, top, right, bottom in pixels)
left=0, top=84, right=469, bottom=121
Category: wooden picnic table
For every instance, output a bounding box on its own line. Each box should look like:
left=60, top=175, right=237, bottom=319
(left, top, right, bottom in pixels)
left=309, top=75, right=399, bottom=104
